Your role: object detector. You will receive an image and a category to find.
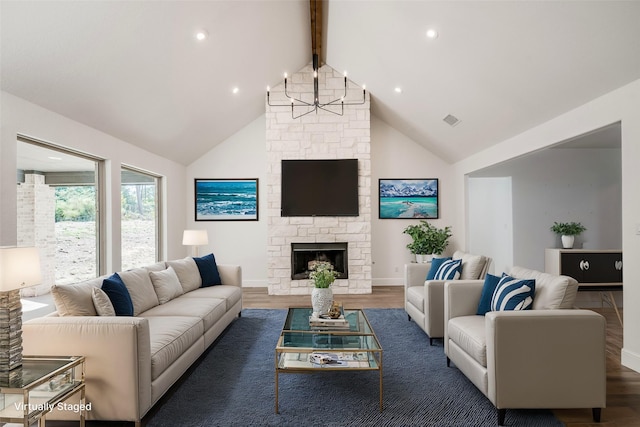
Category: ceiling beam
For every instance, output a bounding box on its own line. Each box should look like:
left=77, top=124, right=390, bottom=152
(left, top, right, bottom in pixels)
left=310, top=0, right=323, bottom=66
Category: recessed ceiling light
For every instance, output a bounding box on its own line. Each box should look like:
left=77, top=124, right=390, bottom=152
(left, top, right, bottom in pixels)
left=195, top=30, right=208, bottom=41
left=394, top=87, right=403, bottom=94
left=232, top=87, right=239, bottom=94
left=48, top=156, right=62, bottom=160
left=426, top=29, right=438, bottom=39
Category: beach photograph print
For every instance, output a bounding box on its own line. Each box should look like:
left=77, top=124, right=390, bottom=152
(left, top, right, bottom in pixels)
left=379, top=179, right=439, bottom=219
left=195, top=179, right=258, bottom=221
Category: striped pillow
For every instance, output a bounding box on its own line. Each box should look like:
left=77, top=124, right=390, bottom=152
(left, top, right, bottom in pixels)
left=490, top=275, right=535, bottom=311
left=434, top=259, right=462, bottom=280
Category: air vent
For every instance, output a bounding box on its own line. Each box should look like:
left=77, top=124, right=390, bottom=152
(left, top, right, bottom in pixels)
left=443, top=114, right=461, bottom=127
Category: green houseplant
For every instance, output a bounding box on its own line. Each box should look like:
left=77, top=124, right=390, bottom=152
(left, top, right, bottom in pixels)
left=550, top=221, right=586, bottom=249
left=403, top=220, right=452, bottom=262
left=309, top=261, right=339, bottom=315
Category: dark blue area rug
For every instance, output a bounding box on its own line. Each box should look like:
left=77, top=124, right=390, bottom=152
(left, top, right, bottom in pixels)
left=145, top=309, right=562, bottom=427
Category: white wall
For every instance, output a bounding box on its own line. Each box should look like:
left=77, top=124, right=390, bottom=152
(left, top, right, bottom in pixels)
left=454, top=78, right=640, bottom=373
left=0, top=91, right=187, bottom=271
left=467, top=177, right=512, bottom=274
left=469, top=148, right=622, bottom=271
left=370, top=116, right=454, bottom=285
left=185, top=115, right=268, bottom=286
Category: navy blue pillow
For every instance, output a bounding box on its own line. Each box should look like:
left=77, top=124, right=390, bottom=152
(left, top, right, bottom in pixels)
left=476, top=273, right=501, bottom=315
left=426, top=257, right=452, bottom=280
left=193, top=253, right=222, bottom=287
left=101, top=273, right=134, bottom=316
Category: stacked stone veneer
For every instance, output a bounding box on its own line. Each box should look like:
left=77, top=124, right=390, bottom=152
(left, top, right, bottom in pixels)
left=17, top=174, right=55, bottom=296
left=266, top=62, right=371, bottom=295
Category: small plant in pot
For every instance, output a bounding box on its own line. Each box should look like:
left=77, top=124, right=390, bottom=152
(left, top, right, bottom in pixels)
left=309, top=261, right=339, bottom=315
left=403, top=220, right=453, bottom=263
left=550, top=221, right=586, bottom=249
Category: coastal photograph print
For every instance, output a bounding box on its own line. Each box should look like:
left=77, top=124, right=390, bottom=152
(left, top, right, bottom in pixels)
left=379, top=178, right=439, bottom=219
left=195, top=179, right=259, bottom=221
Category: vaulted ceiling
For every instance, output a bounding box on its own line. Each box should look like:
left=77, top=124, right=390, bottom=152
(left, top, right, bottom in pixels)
left=2, top=1, right=639, bottom=166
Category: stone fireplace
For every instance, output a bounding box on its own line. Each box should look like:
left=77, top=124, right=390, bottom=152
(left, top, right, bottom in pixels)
left=291, top=242, right=348, bottom=280
left=265, top=61, right=371, bottom=295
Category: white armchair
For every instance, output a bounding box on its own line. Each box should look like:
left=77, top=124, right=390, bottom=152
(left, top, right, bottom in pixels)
left=405, top=251, right=491, bottom=344
left=444, top=266, right=606, bottom=425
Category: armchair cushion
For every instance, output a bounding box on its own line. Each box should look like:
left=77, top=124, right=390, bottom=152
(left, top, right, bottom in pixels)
left=490, top=276, right=535, bottom=311
left=509, top=266, right=578, bottom=309
left=427, top=257, right=451, bottom=280
left=453, top=250, right=489, bottom=280
left=434, top=259, right=461, bottom=280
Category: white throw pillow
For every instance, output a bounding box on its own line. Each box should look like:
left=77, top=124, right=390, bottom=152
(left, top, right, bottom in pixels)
left=149, top=266, right=184, bottom=304
left=118, top=267, right=160, bottom=316
left=91, top=287, right=116, bottom=316
left=50, top=277, right=103, bottom=316
left=166, top=257, right=202, bottom=293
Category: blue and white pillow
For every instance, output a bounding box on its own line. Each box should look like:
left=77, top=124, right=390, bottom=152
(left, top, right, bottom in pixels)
left=490, top=275, right=535, bottom=311
left=426, top=257, right=451, bottom=280
left=433, top=259, right=462, bottom=280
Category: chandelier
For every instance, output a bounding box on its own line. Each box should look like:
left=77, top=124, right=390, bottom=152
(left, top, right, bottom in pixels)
left=266, top=53, right=366, bottom=120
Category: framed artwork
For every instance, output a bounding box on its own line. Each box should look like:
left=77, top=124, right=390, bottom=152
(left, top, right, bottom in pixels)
left=194, top=179, right=259, bottom=221
left=378, top=178, right=439, bottom=219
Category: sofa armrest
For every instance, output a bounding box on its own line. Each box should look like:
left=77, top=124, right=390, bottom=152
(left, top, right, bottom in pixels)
left=485, top=309, right=606, bottom=409
left=404, top=263, right=431, bottom=289
left=218, top=264, right=242, bottom=287
left=22, top=316, right=152, bottom=422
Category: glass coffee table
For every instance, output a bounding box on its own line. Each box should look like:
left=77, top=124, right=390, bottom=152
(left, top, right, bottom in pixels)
left=275, top=307, right=383, bottom=413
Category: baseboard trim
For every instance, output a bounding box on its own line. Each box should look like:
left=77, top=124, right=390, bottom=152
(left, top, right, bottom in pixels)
left=621, top=348, right=640, bottom=374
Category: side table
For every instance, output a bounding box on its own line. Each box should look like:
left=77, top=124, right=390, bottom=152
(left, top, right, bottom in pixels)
left=0, top=355, right=86, bottom=427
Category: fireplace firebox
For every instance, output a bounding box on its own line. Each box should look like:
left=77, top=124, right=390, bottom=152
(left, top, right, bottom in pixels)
left=291, top=242, right=348, bottom=280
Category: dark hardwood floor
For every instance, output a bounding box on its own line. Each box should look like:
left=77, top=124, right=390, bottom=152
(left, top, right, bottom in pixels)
left=243, top=286, right=640, bottom=426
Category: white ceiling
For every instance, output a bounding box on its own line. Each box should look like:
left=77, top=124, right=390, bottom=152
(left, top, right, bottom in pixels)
left=3, top=1, right=640, bottom=166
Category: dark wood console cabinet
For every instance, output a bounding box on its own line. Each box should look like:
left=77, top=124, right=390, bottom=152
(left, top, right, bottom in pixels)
left=545, top=248, right=623, bottom=325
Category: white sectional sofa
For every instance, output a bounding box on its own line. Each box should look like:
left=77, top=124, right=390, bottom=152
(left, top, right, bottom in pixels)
left=22, top=256, right=242, bottom=427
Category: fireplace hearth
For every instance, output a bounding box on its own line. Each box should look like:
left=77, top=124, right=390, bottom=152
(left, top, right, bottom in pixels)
left=291, top=242, right=348, bottom=280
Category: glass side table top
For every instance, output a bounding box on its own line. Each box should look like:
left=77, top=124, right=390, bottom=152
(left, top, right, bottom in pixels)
left=0, top=356, right=82, bottom=389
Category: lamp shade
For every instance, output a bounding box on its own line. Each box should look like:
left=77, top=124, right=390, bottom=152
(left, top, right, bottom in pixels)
left=182, top=230, right=208, bottom=246
left=0, top=247, right=42, bottom=292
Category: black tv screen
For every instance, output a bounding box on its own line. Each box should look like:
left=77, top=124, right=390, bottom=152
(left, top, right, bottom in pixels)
left=281, top=159, right=359, bottom=216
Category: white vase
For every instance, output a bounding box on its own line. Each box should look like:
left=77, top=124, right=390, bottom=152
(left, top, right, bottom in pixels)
left=561, top=235, right=575, bottom=249
left=415, top=254, right=434, bottom=263
left=311, top=287, right=333, bottom=316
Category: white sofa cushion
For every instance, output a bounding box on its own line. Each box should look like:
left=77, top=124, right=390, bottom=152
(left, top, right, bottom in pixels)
left=509, top=266, right=578, bottom=309
left=181, top=285, right=242, bottom=312
left=143, top=297, right=227, bottom=331
left=92, top=287, right=116, bottom=316
left=149, top=266, right=184, bottom=304
left=146, top=316, right=204, bottom=380
left=166, top=257, right=202, bottom=293
left=51, top=277, right=103, bottom=316
left=119, top=267, right=160, bottom=316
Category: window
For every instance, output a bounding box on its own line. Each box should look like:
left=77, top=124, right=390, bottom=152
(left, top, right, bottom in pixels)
left=121, top=167, right=160, bottom=270
left=16, top=137, right=102, bottom=287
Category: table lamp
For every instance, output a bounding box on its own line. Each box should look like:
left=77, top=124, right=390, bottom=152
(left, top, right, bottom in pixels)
left=182, top=230, right=208, bottom=257
left=0, top=246, right=42, bottom=372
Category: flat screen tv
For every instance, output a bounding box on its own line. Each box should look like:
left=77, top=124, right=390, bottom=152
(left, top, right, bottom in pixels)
left=281, top=159, right=359, bottom=217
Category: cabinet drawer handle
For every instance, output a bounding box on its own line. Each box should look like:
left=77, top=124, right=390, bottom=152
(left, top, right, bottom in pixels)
left=580, top=260, right=590, bottom=271
left=615, top=260, right=623, bottom=271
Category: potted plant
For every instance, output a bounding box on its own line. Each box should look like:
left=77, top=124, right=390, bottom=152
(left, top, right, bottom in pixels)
left=309, top=261, right=339, bottom=315
left=550, top=221, right=587, bottom=249
left=403, top=220, right=453, bottom=263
